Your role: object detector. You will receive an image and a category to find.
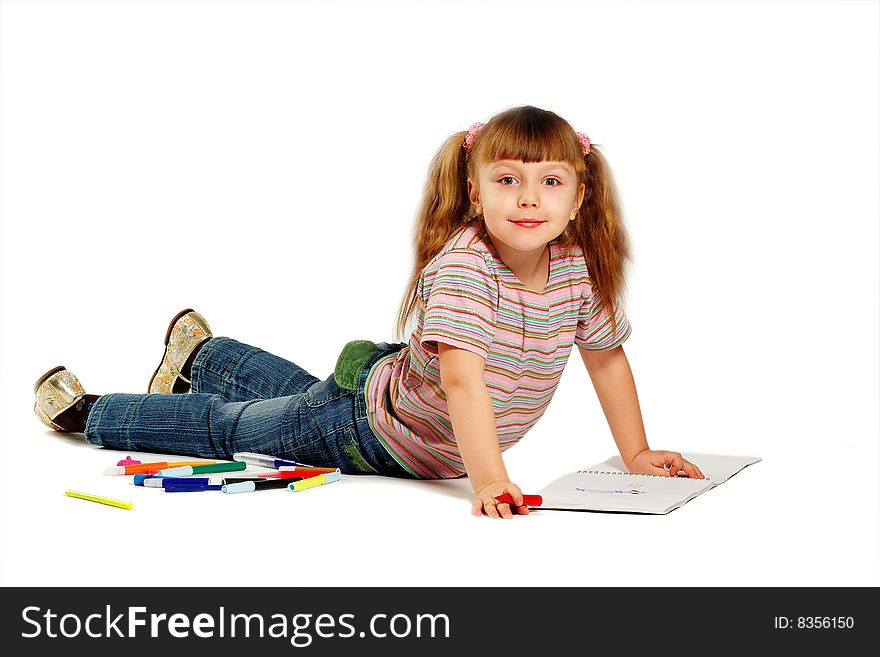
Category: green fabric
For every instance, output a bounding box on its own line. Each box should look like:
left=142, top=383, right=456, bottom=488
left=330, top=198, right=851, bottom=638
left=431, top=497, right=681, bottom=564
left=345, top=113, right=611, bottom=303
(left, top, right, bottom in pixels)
left=334, top=340, right=380, bottom=391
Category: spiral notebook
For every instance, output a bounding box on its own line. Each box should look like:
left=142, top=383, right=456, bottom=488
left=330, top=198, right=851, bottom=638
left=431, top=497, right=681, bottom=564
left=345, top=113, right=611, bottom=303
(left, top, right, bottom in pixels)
left=533, top=452, right=761, bottom=514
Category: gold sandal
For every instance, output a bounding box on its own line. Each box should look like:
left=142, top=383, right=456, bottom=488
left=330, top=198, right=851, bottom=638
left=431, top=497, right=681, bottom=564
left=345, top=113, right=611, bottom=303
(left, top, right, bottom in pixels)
left=148, top=308, right=213, bottom=394
left=34, top=366, right=87, bottom=432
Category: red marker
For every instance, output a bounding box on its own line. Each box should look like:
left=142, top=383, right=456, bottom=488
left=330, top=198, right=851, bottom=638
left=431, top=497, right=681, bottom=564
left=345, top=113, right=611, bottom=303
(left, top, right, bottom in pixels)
left=495, top=493, right=543, bottom=507
left=259, top=470, right=327, bottom=480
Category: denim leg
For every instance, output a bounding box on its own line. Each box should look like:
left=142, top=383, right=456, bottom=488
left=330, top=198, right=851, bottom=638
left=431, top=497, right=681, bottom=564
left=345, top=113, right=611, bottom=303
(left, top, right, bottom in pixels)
left=83, top=361, right=413, bottom=477
left=191, top=337, right=319, bottom=402
left=85, top=393, right=300, bottom=462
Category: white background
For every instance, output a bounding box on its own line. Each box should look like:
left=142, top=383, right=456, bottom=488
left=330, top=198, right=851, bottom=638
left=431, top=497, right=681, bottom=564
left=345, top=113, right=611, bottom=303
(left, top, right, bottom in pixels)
left=1, top=0, right=877, bottom=587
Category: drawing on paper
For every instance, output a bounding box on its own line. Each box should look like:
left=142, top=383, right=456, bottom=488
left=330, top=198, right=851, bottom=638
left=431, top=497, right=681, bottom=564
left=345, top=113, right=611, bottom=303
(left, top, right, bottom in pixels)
left=575, top=484, right=646, bottom=495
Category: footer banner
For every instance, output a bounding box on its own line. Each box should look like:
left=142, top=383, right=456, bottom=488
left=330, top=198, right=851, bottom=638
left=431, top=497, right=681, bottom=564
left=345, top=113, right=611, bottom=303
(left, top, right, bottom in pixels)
left=1, top=586, right=869, bottom=654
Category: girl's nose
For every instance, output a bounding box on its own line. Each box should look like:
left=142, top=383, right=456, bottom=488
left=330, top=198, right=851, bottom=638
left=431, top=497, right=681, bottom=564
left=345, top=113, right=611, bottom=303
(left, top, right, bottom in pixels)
left=519, top=190, right=539, bottom=207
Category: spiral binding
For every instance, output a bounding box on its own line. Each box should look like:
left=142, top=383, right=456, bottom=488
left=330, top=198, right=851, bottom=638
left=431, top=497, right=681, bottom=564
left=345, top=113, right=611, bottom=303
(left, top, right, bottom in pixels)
left=576, top=469, right=711, bottom=481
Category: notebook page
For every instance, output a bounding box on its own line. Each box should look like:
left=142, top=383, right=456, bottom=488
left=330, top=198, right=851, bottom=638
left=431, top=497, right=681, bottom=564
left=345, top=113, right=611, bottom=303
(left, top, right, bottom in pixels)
left=538, top=471, right=714, bottom=514
left=584, top=452, right=761, bottom=484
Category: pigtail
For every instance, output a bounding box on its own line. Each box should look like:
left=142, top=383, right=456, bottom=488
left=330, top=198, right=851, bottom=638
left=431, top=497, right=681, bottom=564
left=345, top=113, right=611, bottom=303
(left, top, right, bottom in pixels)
left=393, top=131, right=473, bottom=340
left=565, top=145, right=631, bottom=337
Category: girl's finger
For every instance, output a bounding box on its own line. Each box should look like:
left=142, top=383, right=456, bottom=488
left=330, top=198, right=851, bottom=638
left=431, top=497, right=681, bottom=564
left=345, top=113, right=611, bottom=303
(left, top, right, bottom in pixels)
left=494, top=501, right=514, bottom=518
left=666, top=453, right=683, bottom=475
left=507, top=487, right=524, bottom=507
left=482, top=499, right=499, bottom=518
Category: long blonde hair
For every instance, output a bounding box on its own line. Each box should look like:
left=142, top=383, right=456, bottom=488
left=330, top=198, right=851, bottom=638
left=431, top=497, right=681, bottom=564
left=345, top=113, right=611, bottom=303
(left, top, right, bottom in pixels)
left=393, top=105, right=631, bottom=341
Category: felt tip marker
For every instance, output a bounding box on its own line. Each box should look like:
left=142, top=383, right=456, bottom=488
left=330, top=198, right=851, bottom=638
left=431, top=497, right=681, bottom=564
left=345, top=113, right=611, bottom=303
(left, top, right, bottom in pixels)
left=233, top=452, right=317, bottom=469
left=288, top=471, right=342, bottom=492
left=106, top=462, right=168, bottom=476
left=65, top=490, right=134, bottom=510
left=277, top=465, right=342, bottom=475
left=157, top=462, right=247, bottom=477
left=222, top=478, right=302, bottom=494
left=221, top=475, right=306, bottom=485
left=163, top=484, right=222, bottom=492
left=144, top=477, right=211, bottom=489
left=134, top=474, right=214, bottom=486
left=259, top=470, right=327, bottom=480
left=105, top=460, right=217, bottom=475
left=494, top=493, right=543, bottom=507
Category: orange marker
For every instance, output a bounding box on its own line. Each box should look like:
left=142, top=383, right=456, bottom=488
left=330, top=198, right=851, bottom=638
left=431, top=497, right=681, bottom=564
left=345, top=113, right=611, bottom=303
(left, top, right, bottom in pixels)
left=104, top=460, right=216, bottom=475
left=278, top=465, right=341, bottom=475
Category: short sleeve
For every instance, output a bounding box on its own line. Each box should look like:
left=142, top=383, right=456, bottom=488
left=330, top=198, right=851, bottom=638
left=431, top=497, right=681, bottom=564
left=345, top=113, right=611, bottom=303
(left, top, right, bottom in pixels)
left=574, top=282, right=632, bottom=351
left=419, top=249, right=499, bottom=360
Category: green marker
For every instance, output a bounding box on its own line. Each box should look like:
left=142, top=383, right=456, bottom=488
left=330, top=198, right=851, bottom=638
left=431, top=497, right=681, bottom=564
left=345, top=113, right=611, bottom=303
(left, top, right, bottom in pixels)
left=157, top=462, right=247, bottom=477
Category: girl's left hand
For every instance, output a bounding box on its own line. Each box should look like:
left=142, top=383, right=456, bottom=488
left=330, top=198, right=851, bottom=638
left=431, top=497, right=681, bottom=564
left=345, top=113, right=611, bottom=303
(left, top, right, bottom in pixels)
left=627, top=450, right=704, bottom=479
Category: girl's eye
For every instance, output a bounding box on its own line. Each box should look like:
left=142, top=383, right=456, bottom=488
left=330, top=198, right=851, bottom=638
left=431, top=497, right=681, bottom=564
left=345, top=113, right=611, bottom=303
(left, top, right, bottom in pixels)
left=498, top=177, right=562, bottom=186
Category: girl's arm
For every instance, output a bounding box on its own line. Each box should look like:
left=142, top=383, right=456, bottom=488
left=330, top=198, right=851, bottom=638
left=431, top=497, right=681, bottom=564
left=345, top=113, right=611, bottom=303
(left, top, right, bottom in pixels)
left=438, top=343, right=528, bottom=517
left=578, top=345, right=704, bottom=478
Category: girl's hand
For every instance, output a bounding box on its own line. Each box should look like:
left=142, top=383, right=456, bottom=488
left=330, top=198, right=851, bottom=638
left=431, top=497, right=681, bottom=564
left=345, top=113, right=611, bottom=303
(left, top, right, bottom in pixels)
left=628, top=450, right=705, bottom=479
left=471, top=480, right=530, bottom=519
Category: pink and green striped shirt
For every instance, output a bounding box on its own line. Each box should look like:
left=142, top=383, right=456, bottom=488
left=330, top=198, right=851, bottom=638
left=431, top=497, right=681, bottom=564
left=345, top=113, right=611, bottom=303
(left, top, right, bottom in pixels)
left=364, top=220, right=631, bottom=479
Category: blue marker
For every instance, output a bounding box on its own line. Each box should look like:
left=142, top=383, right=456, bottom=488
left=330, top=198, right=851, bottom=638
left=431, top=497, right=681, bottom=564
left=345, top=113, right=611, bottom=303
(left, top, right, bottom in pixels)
left=134, top=474, right=211, bottom=487
left=163, top=484, right=222, bottom=493
left=144, top=477, right=211, bottom=489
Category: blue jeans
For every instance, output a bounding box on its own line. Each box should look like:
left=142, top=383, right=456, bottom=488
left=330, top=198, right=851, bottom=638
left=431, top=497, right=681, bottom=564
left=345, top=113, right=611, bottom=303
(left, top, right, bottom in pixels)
left=84, top=337, right=417, bottom=478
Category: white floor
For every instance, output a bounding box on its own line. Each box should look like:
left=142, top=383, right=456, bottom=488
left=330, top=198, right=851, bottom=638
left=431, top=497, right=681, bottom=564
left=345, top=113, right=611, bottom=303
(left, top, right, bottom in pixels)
left=2, top=379, right=877, bottom=587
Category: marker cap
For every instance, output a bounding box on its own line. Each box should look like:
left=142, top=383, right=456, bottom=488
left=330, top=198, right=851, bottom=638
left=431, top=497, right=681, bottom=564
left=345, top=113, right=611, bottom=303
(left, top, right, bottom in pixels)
left=156, top=466, right=193, bottom=477
left=222, top=481, right=256, bottom=494
left=287, top=471, right=341, bottom=492
left=232, top=452, right=276, bottom=468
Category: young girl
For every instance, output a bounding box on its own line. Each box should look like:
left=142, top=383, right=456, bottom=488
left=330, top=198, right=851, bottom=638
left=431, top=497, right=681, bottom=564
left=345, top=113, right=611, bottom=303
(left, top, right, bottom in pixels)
left=33, top=105, right=703, bottom=519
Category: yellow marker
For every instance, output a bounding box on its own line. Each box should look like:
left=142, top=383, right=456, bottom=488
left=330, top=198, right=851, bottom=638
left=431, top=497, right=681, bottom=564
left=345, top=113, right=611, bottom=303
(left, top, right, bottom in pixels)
left=287, top=471, right=342, bottom=492
left=65, top=490, right=134, bottom=510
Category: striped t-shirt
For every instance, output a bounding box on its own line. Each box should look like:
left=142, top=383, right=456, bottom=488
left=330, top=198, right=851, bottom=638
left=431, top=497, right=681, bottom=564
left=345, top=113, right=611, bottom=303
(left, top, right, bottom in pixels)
left=364, top=220, right=631, bottom=479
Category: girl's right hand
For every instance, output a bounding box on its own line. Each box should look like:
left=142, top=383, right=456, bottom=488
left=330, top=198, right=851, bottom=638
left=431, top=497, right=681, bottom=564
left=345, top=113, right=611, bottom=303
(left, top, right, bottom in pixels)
left=471, top=480, right=529, bottom=519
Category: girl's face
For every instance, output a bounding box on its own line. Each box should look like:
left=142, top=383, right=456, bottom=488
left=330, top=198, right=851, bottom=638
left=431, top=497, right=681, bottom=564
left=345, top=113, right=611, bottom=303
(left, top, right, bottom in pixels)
left=468, top=159, right=585, bottom=256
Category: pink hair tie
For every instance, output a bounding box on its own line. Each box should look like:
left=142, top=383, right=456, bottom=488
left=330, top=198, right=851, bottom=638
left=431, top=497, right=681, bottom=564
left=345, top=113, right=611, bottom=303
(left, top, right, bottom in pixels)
left=463, top=122, right=485, bottom=153
left=576, top=131, right=591, bottom=156
left=462, top=121, right=591, bottom=157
